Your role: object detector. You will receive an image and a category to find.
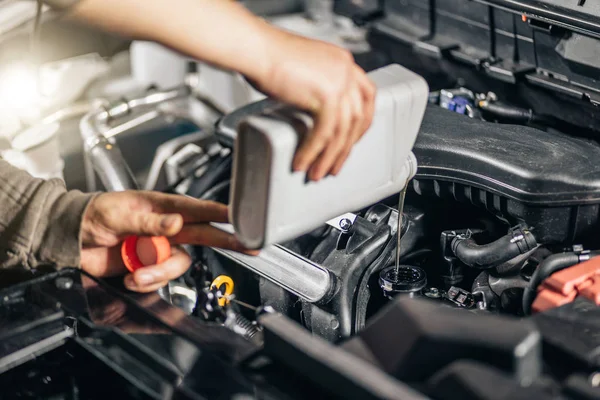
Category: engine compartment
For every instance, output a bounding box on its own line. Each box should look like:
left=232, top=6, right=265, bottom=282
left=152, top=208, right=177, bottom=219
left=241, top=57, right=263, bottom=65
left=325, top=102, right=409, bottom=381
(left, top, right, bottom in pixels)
left=168, top=2, right=600, bottom=395
left=191, top=38, right=600, bottom=341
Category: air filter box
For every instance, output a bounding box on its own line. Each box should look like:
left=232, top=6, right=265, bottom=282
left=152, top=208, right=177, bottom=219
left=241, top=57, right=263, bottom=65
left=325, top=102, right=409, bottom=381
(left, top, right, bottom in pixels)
left=412, top=105, right=600, bottom=244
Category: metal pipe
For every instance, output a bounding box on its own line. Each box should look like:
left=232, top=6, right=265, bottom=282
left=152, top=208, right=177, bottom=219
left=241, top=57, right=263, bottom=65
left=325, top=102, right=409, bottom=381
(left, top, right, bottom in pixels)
left=211, top=223, right=333, bottom=303
left=80, top=109, right=139, bottom=191
left=97, top=86, right=191, bottom=125
left=103, top=110, right=161, bottom=139
left=80, top=85, right=191, bottom=191
left=126, top=87, right=190, bottom=111
left=86, top=137, right=139, bottom=192
left=41, top=100, right=99, bottom=125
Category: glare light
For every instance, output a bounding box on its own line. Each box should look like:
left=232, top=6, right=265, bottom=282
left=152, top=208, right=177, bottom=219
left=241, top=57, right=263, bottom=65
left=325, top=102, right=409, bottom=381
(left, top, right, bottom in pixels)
left=0, top=62, right=41, bottom=115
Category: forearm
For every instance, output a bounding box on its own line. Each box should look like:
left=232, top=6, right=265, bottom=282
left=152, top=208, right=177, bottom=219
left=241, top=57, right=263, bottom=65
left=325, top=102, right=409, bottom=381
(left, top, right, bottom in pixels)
left=0, top=160, right=95, bottom=270
left=67, top=0, right=275, bottom=83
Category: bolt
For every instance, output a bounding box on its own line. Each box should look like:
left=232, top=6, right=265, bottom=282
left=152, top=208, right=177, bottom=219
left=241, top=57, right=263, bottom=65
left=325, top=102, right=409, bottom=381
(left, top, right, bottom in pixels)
left=339, top=218, right=352, bottom=232
left=55, top=277, right=73, bottom=290
left=331, top=318, right=340, bottom=329
left=573, top=244, right=584, bottom=253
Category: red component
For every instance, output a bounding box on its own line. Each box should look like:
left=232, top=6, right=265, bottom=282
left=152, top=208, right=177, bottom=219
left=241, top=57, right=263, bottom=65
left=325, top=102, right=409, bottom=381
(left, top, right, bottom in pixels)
left=532, top=256, right=600, bottom=313
left=544, top=259, right=600, bottom=295
left=532, top=289, right=577, bottom=313
left=121, top=235, right=171, bottom=273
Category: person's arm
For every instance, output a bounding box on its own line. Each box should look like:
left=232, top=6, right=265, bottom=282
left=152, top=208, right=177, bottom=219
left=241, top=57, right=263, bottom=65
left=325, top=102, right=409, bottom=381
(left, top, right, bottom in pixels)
left=68, top=0, right=272, bottom=87
left=0, top=156, right=254, bottom=291
left=0, top=159, right=94, bottom=270
left=60, top=0, right=376, bottom=181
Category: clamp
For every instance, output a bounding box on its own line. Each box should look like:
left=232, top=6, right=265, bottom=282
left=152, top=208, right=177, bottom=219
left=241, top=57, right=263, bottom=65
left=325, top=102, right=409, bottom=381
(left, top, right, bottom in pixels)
left=532, top=256, right=600, bottom=313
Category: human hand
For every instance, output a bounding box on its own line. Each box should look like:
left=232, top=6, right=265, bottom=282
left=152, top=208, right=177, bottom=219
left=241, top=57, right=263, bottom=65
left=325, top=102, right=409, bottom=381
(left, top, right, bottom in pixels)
left=80, top=191, right=255, bottom=293
left=250, top=30, right=376, bottom=181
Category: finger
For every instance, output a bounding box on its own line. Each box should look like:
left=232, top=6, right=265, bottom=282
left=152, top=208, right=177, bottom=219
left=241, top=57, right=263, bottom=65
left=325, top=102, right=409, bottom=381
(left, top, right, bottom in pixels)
left=308, top=97, right=352, bottom=181
left=125, top=246, right=191, bottom=291
left=117, top=211, right=184, bottom=237
left=140, top=192, right=230, bottom=224
left=81, top=246, right=125, bottom=278
left=331, top=86, right=364, bottom=175
left=293, top=101, right=337, bottom=173
left=170, top=223, right=260, bottom=255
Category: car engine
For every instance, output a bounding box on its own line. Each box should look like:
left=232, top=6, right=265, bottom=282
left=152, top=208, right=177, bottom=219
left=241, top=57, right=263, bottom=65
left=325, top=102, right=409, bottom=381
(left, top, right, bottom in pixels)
left=1, top=1, right=600, bottom=399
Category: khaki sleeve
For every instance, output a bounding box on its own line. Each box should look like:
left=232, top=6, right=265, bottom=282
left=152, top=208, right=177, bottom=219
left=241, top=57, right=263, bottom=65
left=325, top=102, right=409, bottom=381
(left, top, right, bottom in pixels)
left=0, top=160, right=96, bottom=270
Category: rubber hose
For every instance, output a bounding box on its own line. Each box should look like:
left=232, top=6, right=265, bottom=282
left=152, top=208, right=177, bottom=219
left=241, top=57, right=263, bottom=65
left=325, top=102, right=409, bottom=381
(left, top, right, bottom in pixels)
left=352, top=10, right=384, bottom=27
left=479, top=101, right=533, bottom=123
left=452, top=227, right=537, bottom=270
left=187, top=155, right=232, bottom=198
left=522, top=250, right=600, bottom=315
left=200, top=180, right=230, bottom=202
left=479, top=101, right=552, bottom=125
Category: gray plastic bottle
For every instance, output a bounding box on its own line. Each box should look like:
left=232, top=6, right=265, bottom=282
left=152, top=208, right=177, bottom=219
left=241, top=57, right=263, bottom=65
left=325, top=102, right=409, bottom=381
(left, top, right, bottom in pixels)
left=228, top=64, right=429, bottom=249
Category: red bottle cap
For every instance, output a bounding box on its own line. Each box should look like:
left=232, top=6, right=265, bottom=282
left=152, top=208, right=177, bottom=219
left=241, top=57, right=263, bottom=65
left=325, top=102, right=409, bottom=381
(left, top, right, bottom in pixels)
left=121, top=235, right=171, bottom=273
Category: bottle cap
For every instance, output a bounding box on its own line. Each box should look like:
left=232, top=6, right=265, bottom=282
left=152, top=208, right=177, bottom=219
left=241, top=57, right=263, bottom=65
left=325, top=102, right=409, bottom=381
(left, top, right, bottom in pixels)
left=121, top=235, right=171, bottom=273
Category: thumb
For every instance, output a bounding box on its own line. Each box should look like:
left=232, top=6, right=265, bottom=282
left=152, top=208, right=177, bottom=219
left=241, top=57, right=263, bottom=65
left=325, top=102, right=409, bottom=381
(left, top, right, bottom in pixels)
left=125, top=212, right=184, bottom=237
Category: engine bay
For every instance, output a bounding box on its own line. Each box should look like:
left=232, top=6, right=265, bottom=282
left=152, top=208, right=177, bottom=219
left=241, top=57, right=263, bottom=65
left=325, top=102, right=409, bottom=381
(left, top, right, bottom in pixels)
left=1, top=0, right=600, bottom=399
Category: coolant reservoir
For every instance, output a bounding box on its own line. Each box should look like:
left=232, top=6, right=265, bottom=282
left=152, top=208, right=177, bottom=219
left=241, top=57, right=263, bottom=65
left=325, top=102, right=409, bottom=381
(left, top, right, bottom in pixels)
left=227, top=64, right=429, bottom=249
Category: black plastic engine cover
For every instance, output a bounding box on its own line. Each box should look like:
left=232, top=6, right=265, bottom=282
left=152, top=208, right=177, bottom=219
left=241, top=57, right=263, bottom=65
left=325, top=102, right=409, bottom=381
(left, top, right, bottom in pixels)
left=342, top=297, right=541, bottom=385
left=412, top=106, right=600, bottom=244
left=427, top=360, right=557, bottom=400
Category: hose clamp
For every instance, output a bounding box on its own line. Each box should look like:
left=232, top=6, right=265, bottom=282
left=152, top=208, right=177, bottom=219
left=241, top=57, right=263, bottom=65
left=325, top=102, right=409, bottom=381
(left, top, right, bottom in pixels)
left=510, top=225, right=536, bottom=254
left=572, top=244, right=591, bottom=262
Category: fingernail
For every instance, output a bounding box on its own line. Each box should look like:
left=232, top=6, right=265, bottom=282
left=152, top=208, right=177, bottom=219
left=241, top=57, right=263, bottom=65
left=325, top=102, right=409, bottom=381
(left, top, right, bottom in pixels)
left=293, top=160, right=307, bottom=172
left=161, top=214, right=179, bottom=230
left=137, top=273, right=154, bottom=285
left=309, top=170, right=321, bottom=181
left=124, top=275, right=136, bottom=289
